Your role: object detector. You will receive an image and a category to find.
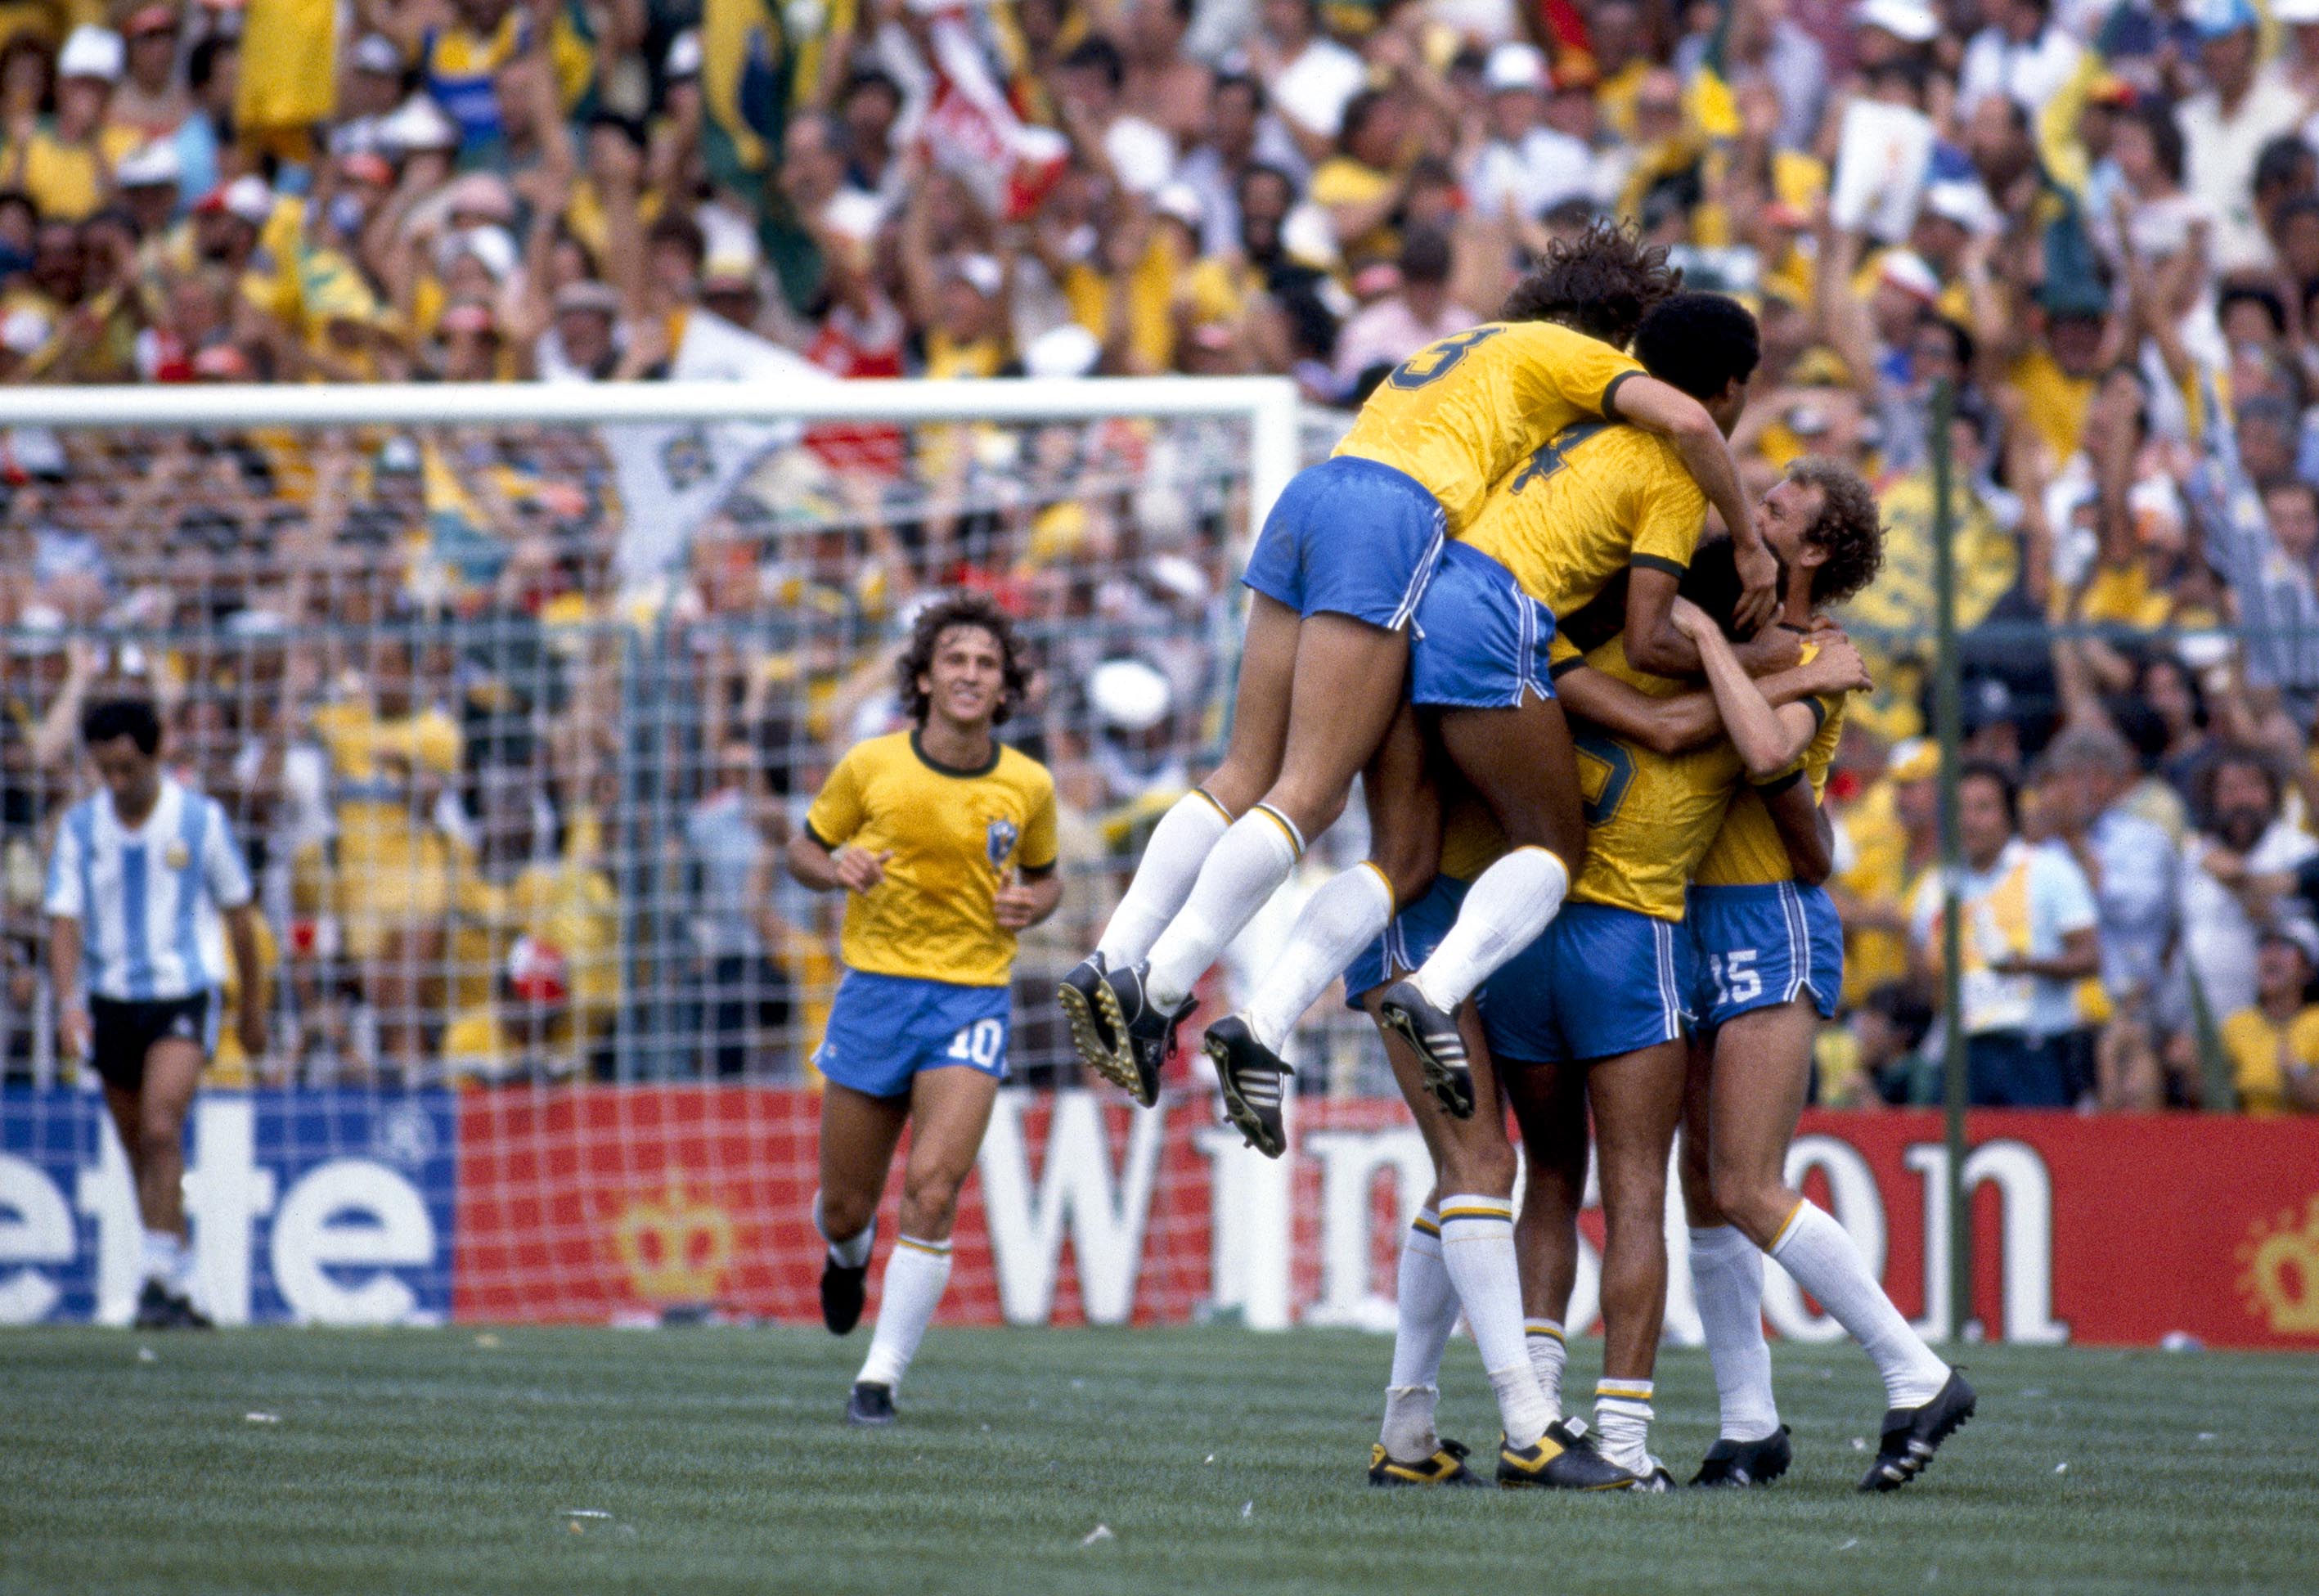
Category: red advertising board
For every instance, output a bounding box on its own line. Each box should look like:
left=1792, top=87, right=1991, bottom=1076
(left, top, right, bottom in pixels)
left=450, top=1089, right=2319, bottom=1349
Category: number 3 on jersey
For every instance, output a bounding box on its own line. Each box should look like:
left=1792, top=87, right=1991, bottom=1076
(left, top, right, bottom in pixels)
left=1388, top=326, right=1504, bottom=389
left=947, top=1018, right=1004, bottom=1068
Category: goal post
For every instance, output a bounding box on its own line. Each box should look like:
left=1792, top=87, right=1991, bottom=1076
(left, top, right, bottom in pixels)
left=0, top=373, right=1346, bottom=1329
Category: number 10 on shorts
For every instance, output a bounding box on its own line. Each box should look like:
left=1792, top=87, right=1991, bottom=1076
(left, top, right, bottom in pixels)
left=948, top=1018, right=1004, bottom=1067
left=1709, top=950, right=1760, bottom=1007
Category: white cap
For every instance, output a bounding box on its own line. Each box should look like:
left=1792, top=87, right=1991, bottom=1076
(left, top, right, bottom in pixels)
left=1090, top=658, right=1172, bottom=731
left=1877, top=247, right=1941, bottom=303
left=1922, top=178, right=1996, bottom=234
left=665, top=28, right=702, bottom=77
left=1, top=307, right=49, bottom=354
left=1483, top=41, right=1549, bottom=93
left=2278, top=0, right=2319, bottom=22
left=1152, top=182, right=1203, bottom=228
left=222, top=173, right=274, bottom=225
left=57, top=25, right=124, bottom=82
left=1855, top=0, right=1939, bottom=41
left=380, top=94, right=460, bottom=152
left=1023, top=322, right=1100, bottom=380
left=115, top=141, right=181, bottom=188
left=451, top=223, right=519, bottom=281
left=950, top=253, right=1002, bottom=298
left=351, top=32, right=403, bottom=73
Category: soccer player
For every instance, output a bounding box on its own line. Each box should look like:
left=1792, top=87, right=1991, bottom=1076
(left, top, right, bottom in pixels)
left=789, top=596, right=1062, bottom=1427
left=1061, top=227, right=1782, bottom=1108
left=1351, top=636, right=1865, bottom=1490
left=1490, top=486, right=1881, bottom=1485
left=1675, top=468, right=1975, bottom=1494
left=46, top=696, right=267, bottom=1329
left=1205, top=292, right=1772, bottom=1155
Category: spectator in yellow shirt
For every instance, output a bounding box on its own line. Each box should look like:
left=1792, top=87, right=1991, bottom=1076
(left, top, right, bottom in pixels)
left=1310, top=88, right=1413, bottom=271
left=4, top=26, right=140, bottom=224
left=2219, top=924, right=2319, bottom=1114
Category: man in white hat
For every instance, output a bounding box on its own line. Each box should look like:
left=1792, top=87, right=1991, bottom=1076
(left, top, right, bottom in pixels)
left=113, top=142, right=182, bottom=239
left=11, top=26, right=134, bottom=223
left=1465, top=43, right=1593, bottom=225
left=1854, top=0, right=1942, bottom=71
left=1958, top=0, right=2085, bottom=118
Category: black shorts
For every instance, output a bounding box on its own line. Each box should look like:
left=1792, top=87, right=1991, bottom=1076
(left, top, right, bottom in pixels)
left=88, top=991, right=214, bottom=1092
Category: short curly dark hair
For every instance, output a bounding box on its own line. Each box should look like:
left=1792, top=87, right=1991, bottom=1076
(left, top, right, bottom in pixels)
left=1498, top=218, right=1682, bottom=348
left=896, top=592, right=1031, bottom=728
left=1632, top=291, right=1760, bottom=402
left=1786, top=457, right=1885, bottom=606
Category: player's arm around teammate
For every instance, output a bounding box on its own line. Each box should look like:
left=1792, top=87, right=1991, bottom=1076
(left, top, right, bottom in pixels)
left=789, top=596, right=1060, bottom=1428
left=47, top=697, right=267, bottom=1329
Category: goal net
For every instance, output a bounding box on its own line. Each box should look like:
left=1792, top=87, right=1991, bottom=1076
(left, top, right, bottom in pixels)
left=0, top=375, right=1514, bottom=1333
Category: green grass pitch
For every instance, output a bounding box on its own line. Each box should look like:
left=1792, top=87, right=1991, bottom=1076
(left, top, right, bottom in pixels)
left=3, top=1324, right=2312, bottom=1595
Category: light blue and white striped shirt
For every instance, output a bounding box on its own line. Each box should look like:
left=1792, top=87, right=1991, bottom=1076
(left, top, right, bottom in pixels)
left=43, top=776, right=254, bottom=1003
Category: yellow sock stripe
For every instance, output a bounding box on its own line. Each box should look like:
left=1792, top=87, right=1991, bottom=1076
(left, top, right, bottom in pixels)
left=1768, top=1199, right=1809, bottom=1253
left=1252, top=802, right=1306, bottom=859
left=1410, top=1216, right=1441, bottom=1239
left=1436, top=1204, right=1514, bottom=1223
left=1357, top=860, right=1398, bottom=915
left=896, top=1235, right=952, bottom=1257
left=1596, top=1382, right=1655, bottom=1400
left=1192, top=787, right=1233, bottom=824
left=1524, top=1321, right=1566, bottom=1342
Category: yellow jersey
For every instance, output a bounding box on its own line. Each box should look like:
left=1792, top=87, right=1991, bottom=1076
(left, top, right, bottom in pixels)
left=311, top=699, right=461, bottom=839
left=803, top=730, right=1058, bottom=988
left=2220, top=1005, right=2319, bottom=1117
left=1696, top=654, right=1846, bottom=888
left=1458, top=420, right=1708, bottom=621
left=1566, top=637, right=1746, bottom=920
left=1333, top=320, right=1643, bottom=539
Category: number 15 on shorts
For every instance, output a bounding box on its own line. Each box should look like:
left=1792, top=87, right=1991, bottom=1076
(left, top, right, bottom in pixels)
left=1709, top=950, right=1760, bottom=1007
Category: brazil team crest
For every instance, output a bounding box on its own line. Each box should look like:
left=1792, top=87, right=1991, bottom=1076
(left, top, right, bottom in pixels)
left=985, top=818, right=1018, bottom=868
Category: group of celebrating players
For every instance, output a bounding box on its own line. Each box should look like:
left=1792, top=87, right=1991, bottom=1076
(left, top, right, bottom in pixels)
left=795, top=220, right=1974, bottom=1495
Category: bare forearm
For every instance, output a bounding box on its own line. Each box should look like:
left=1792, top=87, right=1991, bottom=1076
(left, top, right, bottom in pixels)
left=784, top=834, right=845, bottom=892
left=1694, top=627, right=1795, bottom=776
left=47, top=917, right=79, bottom=1004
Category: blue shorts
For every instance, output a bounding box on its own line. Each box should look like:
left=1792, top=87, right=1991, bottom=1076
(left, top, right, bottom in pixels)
left=1242, top=456, right=1445, bottom=628
left=1409, top=542, right=1559, bottom=709
left=814, top=970, right=1011, bottom=1099
left=1343, top=874, right=1470, bottom=1007
left=1484, top=902, right=1695, bottom=1065
left=1688, top=882, right=1845, bottom=1029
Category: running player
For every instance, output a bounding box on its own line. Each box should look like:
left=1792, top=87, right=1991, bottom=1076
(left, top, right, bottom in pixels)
left=1206, top=292, right=1770, bottom=1156
left=1061, top=227, right=1782, bottom=1108
left=1350, top=636, right=1866, bottom=1490
left=790, top=596, right=1062, bottom=1427
left=46, top=696, right=267, bottom=1329
left=1490, top=489, right=1882, bottom=1485
left=1675, top=468, right=1975, bottom=1494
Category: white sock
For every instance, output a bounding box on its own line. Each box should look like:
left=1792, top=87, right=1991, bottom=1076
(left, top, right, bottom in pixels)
left=1390, top=1209, right=1457, bottom=1388
left=1411, top=847, right=1569, bottom=1010
left=1689, top=1225, right=1781, bottom=1441
left=814, top=1192, right=875, bottom=1270
left=1144, top=805, right=1302, bottom=1009
left=1439, top=1194, right=1550, bottom=1449
left=1594, top=1380, right=1656, bottom=1473
left=1770, top=1201, right=1950, bottom=1409
left=1381, top=1207, right=1458, bottom=1459
left=856, top=1234, right=952, bottom=1391
left=1095, top=790, right=1232, bottom=968
left=1247, top=864, right=1395, bottom=1054
left=142, top=1228, right=184, bottom=1289
left=1525, top=1319, right=1566, bottom=1418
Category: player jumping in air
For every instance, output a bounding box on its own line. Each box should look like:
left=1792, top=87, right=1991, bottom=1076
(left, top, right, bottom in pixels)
left=1676, top=467, right=1975, bottom=1494
left=1205, top=291, right=1785, bottom=1157
left=791, top=596, right=1062, bottom=1427
left=47, top=696, right=268, bottom=1329
left=1059, top=226, right=1782, bottom=1112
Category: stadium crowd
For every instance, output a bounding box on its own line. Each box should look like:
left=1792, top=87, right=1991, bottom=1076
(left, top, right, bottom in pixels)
left=1, top=0, right=2318, bottom=1113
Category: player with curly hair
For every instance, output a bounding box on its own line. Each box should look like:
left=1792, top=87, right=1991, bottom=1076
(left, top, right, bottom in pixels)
left=789, top=594, right=1061, bottom=1427
left=1061, top=224, right=1780, bottom=1114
